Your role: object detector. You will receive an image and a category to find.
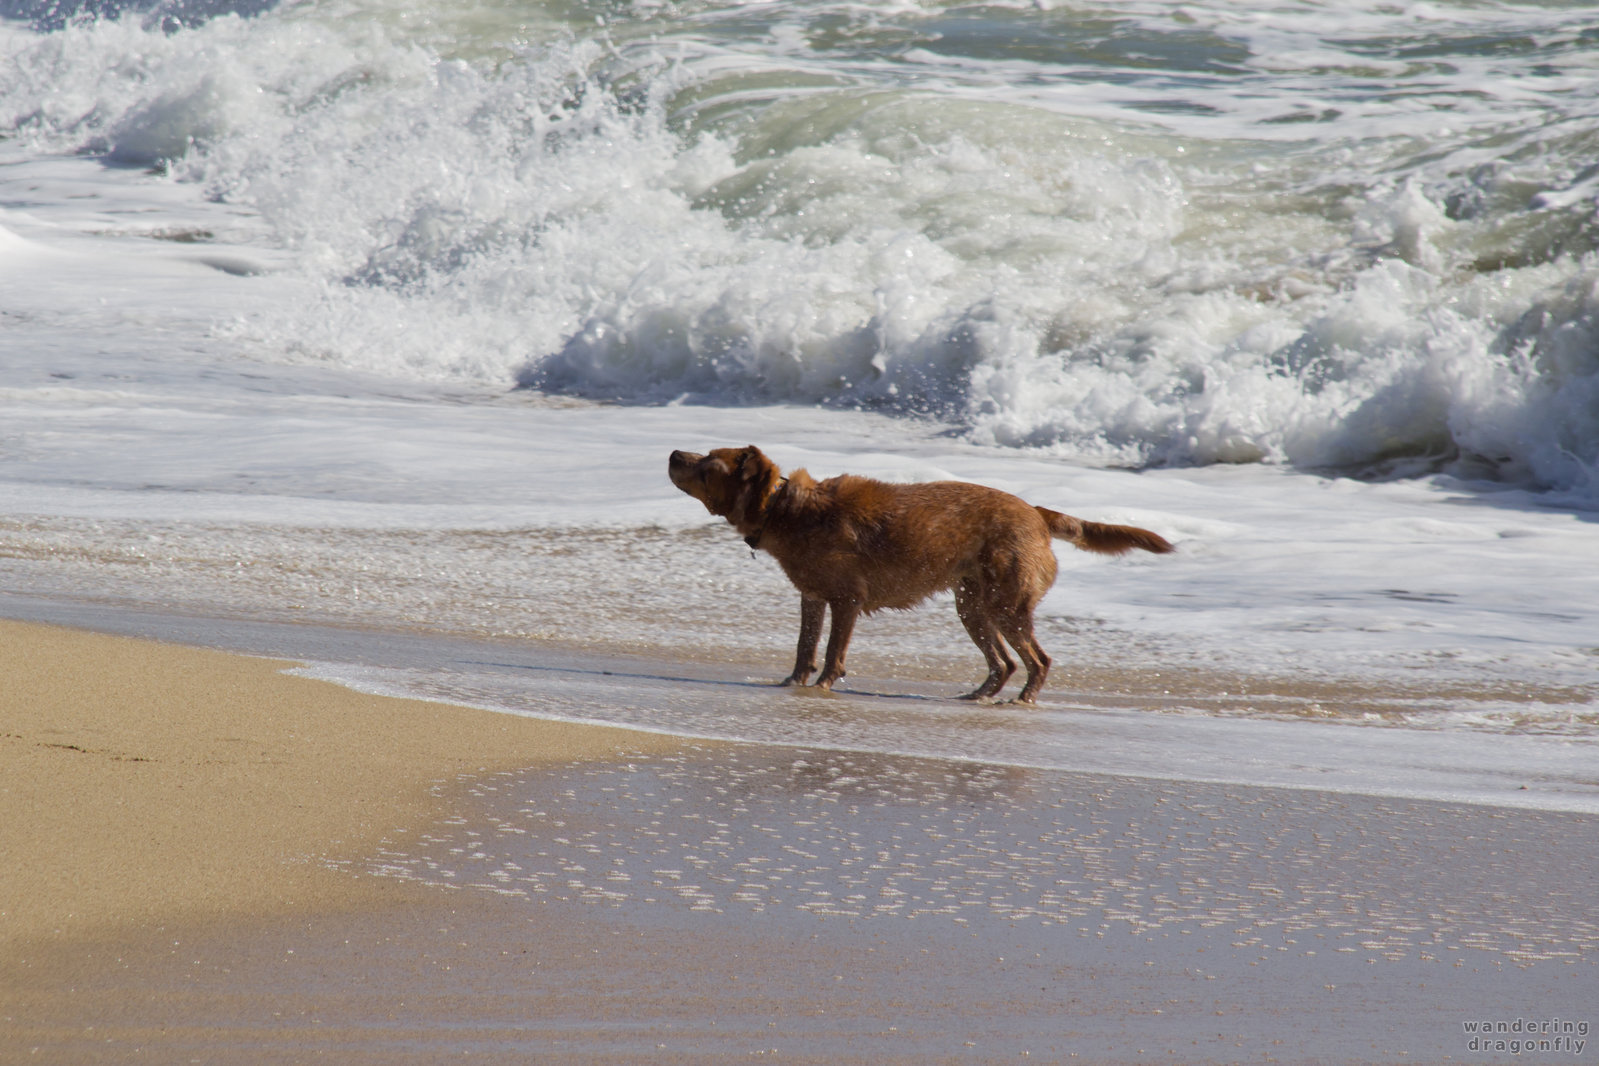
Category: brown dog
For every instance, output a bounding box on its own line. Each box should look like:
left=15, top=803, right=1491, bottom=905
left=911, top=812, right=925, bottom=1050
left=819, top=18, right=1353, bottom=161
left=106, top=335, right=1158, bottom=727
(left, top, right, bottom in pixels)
left=669, top=445, right=1173, bottom=703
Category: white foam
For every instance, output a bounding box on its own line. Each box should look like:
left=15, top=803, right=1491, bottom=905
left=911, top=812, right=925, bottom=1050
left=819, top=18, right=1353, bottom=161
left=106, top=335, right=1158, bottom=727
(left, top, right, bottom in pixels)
left=6, top=2, right=1599, bottom=494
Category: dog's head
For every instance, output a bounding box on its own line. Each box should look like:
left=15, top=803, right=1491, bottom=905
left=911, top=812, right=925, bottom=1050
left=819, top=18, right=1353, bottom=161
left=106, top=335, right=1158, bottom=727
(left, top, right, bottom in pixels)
left=668, top=446, right=783, bottom=533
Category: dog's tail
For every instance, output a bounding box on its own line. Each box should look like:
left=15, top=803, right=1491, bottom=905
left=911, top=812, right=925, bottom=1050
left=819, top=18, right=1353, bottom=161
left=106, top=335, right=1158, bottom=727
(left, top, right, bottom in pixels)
left=1037, top=507, right=1175, bottom=556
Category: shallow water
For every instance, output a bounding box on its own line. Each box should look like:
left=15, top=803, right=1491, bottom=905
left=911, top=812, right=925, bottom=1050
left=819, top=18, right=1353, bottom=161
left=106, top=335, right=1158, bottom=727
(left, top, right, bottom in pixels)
left=319, top=742, right=1596, bottom=1061
left=387, top=744, right=1599, bottom=964
left=9, top=596, right=1594, bottom=813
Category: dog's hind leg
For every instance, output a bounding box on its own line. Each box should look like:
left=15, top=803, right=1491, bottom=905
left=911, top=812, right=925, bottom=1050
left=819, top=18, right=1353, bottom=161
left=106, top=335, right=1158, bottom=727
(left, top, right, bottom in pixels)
left=813, top=600, right=858, bottom=691
left=955, top=580, right=1015, bottom=700
left=998, top=609, right=1052, bottom=704
left=781, top=597, right=825, bottom=686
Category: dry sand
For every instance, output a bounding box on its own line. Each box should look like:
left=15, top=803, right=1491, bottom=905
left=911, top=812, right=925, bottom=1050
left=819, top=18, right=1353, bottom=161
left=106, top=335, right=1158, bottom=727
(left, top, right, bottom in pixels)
left=0, top=618, right=677, bottom=941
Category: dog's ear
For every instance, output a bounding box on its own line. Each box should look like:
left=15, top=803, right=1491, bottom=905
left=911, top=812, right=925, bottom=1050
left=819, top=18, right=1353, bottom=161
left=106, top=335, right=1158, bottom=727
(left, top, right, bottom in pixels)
left=735, top=445, right=763, bottom=471
left=727, top=446, right=781, bottom=532
left=738, top=446, right=779, bottom=488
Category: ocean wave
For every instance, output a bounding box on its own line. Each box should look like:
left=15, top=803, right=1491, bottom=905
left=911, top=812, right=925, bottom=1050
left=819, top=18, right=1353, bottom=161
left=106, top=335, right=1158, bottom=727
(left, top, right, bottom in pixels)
left=4, top=0, right=1598, bottom=494
left=0, top=0, right=276, bottom=34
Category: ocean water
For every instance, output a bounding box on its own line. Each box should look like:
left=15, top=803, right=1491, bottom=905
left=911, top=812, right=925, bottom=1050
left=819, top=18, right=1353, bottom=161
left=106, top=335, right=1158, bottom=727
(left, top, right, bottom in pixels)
left=3, top=0, right=1598, bottom=807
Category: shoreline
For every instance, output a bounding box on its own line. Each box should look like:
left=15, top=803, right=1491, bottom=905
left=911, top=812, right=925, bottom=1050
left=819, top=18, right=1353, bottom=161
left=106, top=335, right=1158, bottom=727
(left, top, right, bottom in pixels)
left=3, top=609, right=1596, bottom=1063
left=6, top=591, right=1594, bottom=817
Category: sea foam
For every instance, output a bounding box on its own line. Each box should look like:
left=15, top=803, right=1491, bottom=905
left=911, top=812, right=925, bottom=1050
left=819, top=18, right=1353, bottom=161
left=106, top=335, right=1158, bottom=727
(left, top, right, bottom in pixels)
left=3, top=0, right=1598, bottom=497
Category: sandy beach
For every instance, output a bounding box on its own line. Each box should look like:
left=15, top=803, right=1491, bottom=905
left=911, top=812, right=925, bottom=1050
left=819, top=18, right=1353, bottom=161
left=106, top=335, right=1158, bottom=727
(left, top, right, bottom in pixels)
left=0, top=619, right=682, bottom=1062
left=3, top=616, right=1596, bottom=1064
left=0, top=619, right=681, bottom=944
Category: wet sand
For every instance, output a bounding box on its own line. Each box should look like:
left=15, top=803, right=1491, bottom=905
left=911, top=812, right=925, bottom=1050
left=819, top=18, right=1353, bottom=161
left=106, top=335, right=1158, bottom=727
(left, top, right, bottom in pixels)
left=2, top=617, right=1596, bottom=1063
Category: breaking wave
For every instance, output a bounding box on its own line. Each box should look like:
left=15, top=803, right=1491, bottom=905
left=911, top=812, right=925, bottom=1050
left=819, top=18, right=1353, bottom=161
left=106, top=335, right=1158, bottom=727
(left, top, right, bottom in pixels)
left=4, top=0, right=1599, bottom=493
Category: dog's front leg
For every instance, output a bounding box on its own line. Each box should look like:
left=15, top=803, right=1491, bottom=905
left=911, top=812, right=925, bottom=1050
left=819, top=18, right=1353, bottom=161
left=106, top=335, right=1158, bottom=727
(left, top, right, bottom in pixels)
left=780, top=597, right=825, bottom=686
left=813, top=600, right=858, bottom=691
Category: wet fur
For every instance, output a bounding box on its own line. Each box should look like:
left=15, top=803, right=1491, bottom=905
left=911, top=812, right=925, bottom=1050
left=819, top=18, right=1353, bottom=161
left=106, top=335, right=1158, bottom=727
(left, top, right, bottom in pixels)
left=668, top=445, right=1174, bottom=703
